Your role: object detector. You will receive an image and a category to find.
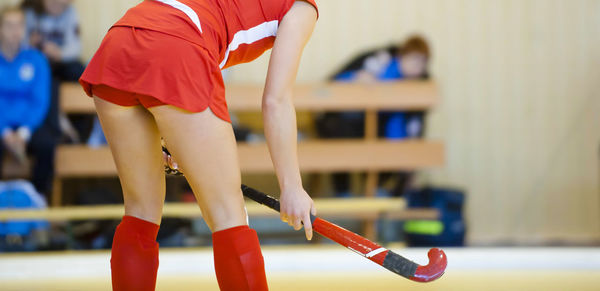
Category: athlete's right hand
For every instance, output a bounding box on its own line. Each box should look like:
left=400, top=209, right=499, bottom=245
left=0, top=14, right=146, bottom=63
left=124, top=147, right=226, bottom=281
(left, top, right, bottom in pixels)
left=279, top=186, right=317, bottom=240
left=161, top=139, right=181, bottom=175
left=162, top=150, right=179, bottom=171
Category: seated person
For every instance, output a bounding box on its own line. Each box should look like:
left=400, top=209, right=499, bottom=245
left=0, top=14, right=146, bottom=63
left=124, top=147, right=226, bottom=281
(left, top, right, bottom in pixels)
left=316, top=35, right=431, bottom=197
left=0, top=5, right=55, bottom=199
left=22, top=0, right=86, bottom=142
left=22, top=0, right=84, bottom=79
left=347, top=35, right=429, bottom=81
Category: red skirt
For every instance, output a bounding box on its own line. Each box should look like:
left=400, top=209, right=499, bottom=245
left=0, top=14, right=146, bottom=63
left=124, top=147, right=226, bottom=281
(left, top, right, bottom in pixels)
left=79, top=26, right=229, bottom=122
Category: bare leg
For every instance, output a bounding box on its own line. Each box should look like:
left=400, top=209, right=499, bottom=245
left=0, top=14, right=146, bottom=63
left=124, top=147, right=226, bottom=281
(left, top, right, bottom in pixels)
left=93, top=96, right=164, bottom=291
left=148, top=105, right=247, bottom=231
left=94, top=97, right=165, bottom=224
left=148, top=105, right=267, bottom=290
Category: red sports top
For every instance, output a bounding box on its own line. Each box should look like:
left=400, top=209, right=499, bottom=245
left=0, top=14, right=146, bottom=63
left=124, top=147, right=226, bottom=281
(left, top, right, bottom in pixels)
left=113, top=0, right=318, bottom=69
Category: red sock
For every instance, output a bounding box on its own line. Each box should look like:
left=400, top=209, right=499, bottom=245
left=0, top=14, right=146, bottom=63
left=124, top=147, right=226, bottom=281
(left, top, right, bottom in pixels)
left=111, top=215, right=160, bottom=291
left=212, top=225, right=268, bottom=291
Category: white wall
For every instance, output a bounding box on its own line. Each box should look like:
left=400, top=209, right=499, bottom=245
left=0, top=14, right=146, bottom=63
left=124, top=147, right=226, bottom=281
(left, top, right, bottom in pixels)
left=74, top=0, right=600, bottom=244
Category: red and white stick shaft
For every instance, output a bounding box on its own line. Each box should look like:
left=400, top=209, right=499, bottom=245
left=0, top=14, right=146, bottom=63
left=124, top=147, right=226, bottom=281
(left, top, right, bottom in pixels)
left=240, top=184, right=447, bottom=282
left=313, top=217, right=388, bottom=265
left=162, top=152, right=447, bottom=282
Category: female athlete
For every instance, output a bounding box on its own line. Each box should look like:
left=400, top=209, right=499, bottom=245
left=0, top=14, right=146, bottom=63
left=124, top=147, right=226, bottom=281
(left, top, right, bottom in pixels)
left=79, top=0, right=318, bottom=290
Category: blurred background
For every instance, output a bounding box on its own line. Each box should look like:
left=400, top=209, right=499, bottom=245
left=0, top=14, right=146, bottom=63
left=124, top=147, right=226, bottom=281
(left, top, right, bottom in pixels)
left=0, top=0, right=599, bottom=290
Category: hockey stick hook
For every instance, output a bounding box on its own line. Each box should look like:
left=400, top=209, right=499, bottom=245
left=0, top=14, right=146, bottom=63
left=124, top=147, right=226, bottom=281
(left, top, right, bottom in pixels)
left=410, top=248, right=447, bottom=282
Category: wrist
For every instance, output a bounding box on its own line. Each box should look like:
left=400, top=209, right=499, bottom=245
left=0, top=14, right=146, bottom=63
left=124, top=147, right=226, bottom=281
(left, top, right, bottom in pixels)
left=279, top=179, right=303, bottom=193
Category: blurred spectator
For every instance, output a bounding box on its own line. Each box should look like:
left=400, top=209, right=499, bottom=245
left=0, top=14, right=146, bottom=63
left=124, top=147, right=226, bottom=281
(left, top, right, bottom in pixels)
left=397, top=36, right=430, bottom=79
left=0, top=180, right=50, bottom=252
left=330, top=35, right=430, bottom=82
left=21, top=0, right=85, bottom=143
left=316, top=35, right=431, bottom=197
left=21, top=0, right=84, bottom=78
left=0, top=5, right=55, bottom=198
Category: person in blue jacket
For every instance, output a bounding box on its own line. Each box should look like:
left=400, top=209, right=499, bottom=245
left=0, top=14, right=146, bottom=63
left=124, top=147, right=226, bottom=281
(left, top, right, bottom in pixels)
left=0, top=5, right=54, bottom=199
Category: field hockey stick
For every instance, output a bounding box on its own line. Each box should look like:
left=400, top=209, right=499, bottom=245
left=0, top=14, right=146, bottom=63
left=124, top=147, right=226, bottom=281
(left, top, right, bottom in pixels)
left=162, top=147, right=446, bottom=282
left=240, top=184, right=447, bottom=283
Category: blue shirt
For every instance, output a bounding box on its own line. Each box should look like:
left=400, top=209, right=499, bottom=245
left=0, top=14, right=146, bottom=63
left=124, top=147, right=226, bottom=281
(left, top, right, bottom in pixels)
left=378, top=57, right=404, bottom=80
left=0, top=47, right=51, bottom=134
left=333, top=57, right=404, bottom=82
left=0, top=180, right=49, bottom=236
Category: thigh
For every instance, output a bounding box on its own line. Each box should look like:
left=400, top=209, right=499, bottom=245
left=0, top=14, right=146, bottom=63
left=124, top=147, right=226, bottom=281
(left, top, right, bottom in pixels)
left=148, top=105, right=247, bottom=232
left=93, top=96, right=165, bottom=224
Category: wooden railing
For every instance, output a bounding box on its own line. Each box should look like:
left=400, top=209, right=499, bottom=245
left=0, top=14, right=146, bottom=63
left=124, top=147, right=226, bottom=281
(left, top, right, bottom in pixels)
left=0, top=198, right=437, bottom=222
left=55, top=81, right=443, bottom=201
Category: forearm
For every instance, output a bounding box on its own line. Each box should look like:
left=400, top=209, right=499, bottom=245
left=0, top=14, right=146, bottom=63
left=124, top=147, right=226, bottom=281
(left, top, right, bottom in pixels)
left=261, top=0, right=316, bottom=191
left=263, top=92, right=302, bottom=190
left=257, top=1, right=317, bottom=238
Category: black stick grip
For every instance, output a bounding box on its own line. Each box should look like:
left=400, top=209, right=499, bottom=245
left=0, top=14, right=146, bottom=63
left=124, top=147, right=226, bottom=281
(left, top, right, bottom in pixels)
left=241, top=184, right=317, bottom=223
left=241, top=184, right=280, bottom=212
left=382, top=251, right=419, bottom=278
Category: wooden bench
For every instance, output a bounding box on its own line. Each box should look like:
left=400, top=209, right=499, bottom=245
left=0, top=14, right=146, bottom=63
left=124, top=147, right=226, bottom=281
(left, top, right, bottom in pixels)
left=55, top=141, right=442, bottom=177
left=55, top=82, right=444, bottom=239
left=56, top=83, right=444, bottom=197
left=57, top=81, right=442, bottom=192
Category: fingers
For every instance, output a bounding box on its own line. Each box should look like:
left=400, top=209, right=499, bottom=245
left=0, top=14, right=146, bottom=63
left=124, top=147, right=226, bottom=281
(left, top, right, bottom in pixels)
left=162, top=151, right=179, bottom=170
left=280, top=213, right=288, bottom=224
left=168, top=156, right=178, bottom=169
left=279, top=191, right=315, bottom=240
left=292, top=217, right=302, bottom=231
left=281, top=213, right=301, bottom=230
left=303, top=213, right=313, bottom=241
left=280, top=211, right=314, bottom=240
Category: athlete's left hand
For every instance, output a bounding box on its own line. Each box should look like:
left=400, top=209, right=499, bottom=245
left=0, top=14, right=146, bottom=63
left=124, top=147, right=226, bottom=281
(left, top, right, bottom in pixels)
left=280, top=186, right=317, bottom=240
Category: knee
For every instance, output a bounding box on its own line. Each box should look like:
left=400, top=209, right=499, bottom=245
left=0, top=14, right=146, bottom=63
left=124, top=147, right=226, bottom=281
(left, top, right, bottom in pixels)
left=203, top=188, right=248, bottom=232
left=122, top=195, right=164, bottom=225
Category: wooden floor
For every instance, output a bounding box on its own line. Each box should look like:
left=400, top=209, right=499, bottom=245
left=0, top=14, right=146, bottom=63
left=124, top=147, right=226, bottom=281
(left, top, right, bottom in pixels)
left=2, top=272, right=600, bottom=291
left=1, top=246, right=599, bottom=291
